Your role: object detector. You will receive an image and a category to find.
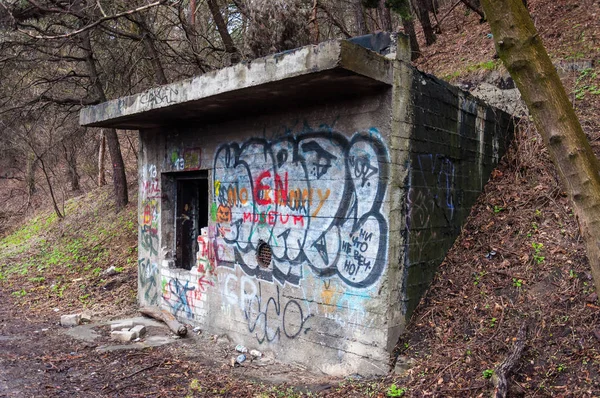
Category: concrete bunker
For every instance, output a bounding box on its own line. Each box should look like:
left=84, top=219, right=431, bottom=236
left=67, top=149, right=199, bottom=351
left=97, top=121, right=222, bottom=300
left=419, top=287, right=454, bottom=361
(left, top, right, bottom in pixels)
left=80, top=34, right=514, bottom=376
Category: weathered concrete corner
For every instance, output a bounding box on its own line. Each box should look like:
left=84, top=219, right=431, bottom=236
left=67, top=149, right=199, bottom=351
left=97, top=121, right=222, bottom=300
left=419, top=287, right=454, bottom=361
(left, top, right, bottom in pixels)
left=79, top=35, right=514, bottom=376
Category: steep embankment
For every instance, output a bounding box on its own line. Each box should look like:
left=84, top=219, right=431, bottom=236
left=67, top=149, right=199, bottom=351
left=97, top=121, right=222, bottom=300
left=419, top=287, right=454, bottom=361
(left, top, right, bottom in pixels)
left=0, top=185, right=138, bottom=319
left=391, top=0, right=600, bottom=396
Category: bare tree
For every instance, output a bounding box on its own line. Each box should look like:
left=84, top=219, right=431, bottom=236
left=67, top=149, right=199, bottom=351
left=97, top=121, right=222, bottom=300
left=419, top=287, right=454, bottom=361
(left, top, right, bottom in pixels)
left=413, top=0, right=436, bottom=45
left=481, top=0, right=600, bottom=298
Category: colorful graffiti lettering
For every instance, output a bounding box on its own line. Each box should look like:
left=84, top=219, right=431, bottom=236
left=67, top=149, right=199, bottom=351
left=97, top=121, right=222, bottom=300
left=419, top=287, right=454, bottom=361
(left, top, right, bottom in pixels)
left=169, top=148, right=202, bottom=171
left=212, top=131, right=389, bottom=288
left=197, top=229, right=217, bottom=281
left=162, top=278, right=195, bottom=319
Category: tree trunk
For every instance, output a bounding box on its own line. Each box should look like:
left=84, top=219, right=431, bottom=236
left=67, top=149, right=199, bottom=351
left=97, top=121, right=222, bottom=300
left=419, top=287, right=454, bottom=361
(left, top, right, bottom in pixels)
left=25, top=152, right=37, bottom=196
left=38, top=155, right=63, bottom=219
left=81, top=30, right=128, bottom=211
left=353, top=0, right=368, bottom=35
left=104, top=128, right=128, bottom=209
left=414, top=0, right=436, bottom=45
left=63, top=142, right=80, bottom=191
left=402, top=17, right=421, bottom=60
left=480, top=0, right=600, bottom=295
left=190, top=0, right=196, bottom=24
left=379, top=0, right=393, bottom=31
left=461, top=0, right=485, bottom=20
left=309, top=0, right=319, bottom=44
left=98, top=130, right=107, bottom=186
left=206, top=0, right=240, bottom=64
left=136, top=15, right=168, bottom=85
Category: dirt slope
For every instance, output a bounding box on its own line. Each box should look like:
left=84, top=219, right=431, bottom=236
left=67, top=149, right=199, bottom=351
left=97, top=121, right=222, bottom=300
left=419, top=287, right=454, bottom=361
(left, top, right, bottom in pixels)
left=394, top=0, right=600, bottom=396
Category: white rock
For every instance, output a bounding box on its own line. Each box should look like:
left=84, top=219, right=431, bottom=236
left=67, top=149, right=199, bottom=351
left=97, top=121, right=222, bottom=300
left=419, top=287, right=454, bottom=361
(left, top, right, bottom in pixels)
left=102, top=266, right=118, bottom=276
left=60, top=314, right=81, bottom=327
left=110, top=321, right=134, bottom=331
left=131, top=325, right=146, bottom=338
left=111, top=330, right=136, bottom=342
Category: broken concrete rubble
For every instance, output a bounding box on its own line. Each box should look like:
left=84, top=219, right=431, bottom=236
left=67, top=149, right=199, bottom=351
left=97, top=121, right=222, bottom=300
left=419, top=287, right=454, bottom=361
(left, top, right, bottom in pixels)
left=111, top=330, right=137, bottom=342
left=60, top=314, right=81, bottom=327
left=131, top=324, right=146, bottom=337
left=110, top=321, right=134, bottom=331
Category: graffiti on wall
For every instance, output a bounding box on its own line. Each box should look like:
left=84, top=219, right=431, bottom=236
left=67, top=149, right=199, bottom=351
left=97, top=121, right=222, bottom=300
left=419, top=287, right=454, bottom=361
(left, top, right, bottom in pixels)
left=219, top=268, right=312, bottom=344
left=211, top=130, right=389, bottom=288
left=405, top=153, right=458, bottom=265
left=168, top=147, right=202, bottom=171
left=138, top=258, right=159, bottom=305
left=139, top=163, right=161, bottom=305
left=162, top=277, right=195, bottom=318
left=245, top=283, right=312, bottom=344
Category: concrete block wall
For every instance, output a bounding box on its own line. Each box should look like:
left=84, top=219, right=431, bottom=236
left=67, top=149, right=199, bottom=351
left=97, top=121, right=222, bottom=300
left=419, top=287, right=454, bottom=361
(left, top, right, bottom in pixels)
left=400, top=70, right=514, bottom=318
left=137, top=92, right=397, bottom=376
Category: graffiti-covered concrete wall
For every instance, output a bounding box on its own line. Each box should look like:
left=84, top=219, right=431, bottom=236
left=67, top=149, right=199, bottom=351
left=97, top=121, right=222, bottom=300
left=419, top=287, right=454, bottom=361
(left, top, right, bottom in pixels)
left=137, top=93, right=395, bottom=376
left=80, top=36, right=514, bottom=376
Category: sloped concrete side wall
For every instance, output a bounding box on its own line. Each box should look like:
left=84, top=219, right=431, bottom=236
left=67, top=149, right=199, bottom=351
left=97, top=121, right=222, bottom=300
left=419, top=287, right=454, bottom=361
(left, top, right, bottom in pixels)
left=401, top=70, right=515, bottom=318
left=138, top=91, right=395, bottom=376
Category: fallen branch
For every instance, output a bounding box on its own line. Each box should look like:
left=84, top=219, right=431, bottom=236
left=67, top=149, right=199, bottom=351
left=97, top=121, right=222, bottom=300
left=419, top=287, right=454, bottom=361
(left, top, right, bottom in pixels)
left=491, top=322, right=527, bottom=398
left=139, top=306, right=187, bottom=337
left=118, top=361, right=164, bottom=381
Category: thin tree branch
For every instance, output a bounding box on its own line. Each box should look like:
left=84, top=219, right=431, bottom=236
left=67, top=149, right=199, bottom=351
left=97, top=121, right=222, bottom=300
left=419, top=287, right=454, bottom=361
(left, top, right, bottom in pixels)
left=17, top=0, right=175, bottom=40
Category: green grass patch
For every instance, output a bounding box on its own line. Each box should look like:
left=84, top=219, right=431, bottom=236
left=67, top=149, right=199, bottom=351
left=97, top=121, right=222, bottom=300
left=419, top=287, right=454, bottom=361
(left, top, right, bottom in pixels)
left=443, top=59, right=501, bottom=81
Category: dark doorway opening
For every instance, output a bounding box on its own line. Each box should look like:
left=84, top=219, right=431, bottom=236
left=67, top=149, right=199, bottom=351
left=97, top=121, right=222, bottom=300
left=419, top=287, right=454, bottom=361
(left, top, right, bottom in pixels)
left=175, top=172, right=208, bottom=270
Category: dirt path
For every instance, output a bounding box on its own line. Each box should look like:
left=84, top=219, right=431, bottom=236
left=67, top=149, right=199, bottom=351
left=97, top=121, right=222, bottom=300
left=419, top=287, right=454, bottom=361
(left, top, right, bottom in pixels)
left=0, top=288, right=347, bottom=398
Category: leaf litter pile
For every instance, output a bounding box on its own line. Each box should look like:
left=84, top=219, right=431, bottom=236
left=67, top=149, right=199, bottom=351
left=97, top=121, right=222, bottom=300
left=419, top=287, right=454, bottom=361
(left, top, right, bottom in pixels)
left=1, top=0, right=600, bottom=396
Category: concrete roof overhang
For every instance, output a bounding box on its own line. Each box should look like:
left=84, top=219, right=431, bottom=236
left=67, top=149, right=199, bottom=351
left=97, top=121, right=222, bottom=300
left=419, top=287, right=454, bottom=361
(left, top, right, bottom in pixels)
left=79, top=39, right=393, bottom=130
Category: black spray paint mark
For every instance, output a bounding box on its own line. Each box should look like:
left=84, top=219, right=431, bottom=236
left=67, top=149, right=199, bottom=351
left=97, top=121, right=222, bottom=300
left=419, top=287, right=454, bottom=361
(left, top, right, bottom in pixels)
left=138, top=258, right=158, bottom=305
left=212, top=130, right=390, bottom=289
left=244, top=283, right=312, bottom=344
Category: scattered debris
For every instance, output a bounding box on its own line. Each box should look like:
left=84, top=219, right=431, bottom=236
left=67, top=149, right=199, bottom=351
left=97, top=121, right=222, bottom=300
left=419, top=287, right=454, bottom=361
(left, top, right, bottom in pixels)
left=110, top=321, right=134, bottom=331
left=235, top=344, right=248, bottom=353
left=131, top=324, right=146, bottom=338
left=60, top=314, right=82, bottom=327
left=236, top=354, right=246, bottom=365
left=139, top=306, right=187, bottom=337
left=485, top=250, right=498, bottom=260
left=393, top=356, right=416, bottom=376
left=80, top=312, right=92, bottom=323
left=593, top=328, right=600, bottom=343
left=102, top=266, right=118, bottom=277
left=585, top=292, right=598, bottom=303
left=492, top=323, right=528, bottom=398
left=111, top=330, right=137, bottom=342
left=249, top=349, right=262, bottom=358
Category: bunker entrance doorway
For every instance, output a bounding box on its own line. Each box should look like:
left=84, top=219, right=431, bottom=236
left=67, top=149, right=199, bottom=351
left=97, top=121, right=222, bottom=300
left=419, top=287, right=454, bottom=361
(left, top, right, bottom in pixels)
left=175, top=172, right=208, bottom=270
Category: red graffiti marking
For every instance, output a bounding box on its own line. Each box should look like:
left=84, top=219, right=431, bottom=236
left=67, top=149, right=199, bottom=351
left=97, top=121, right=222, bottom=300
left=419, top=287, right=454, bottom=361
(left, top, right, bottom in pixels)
left=253, top=171, right=289, bottom=206
left=142, top=180, right=161, bottom=198
left=242, top=211, right=304, bottom=226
